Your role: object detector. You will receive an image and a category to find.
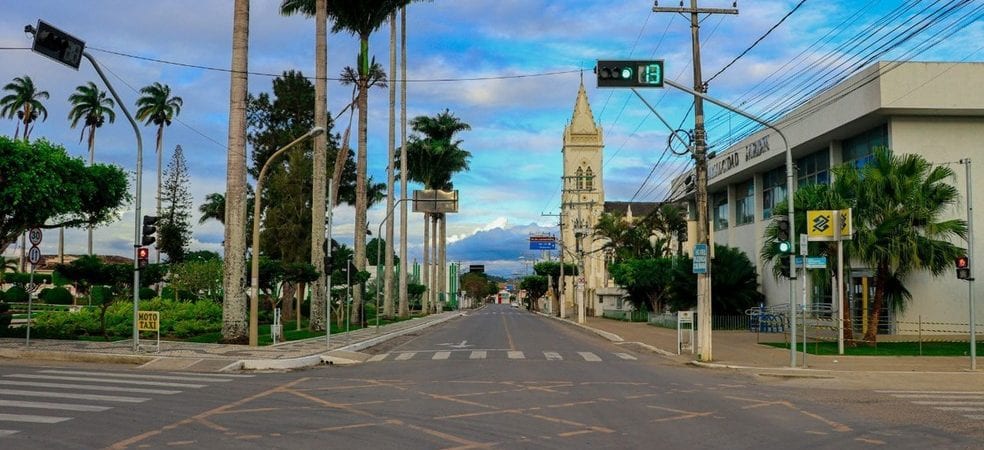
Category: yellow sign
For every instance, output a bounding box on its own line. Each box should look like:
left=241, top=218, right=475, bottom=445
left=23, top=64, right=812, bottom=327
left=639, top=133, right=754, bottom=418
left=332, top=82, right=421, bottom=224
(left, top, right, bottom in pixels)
left=806, top=209, right=853, bottom=241
left=138, top=311, right=160, bottom=332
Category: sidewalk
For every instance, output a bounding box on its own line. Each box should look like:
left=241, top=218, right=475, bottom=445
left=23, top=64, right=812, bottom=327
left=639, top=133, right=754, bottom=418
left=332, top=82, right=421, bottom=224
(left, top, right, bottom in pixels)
left=552, top=314, right=981, bottom=374
left=0, top=311, right=462, bottom=372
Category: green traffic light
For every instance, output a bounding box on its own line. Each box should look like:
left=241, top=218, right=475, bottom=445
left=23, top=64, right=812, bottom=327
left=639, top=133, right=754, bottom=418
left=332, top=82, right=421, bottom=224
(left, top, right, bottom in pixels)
left=777, top=241, right=792, bottom=253
left=620, top=67, right=633, bottom=79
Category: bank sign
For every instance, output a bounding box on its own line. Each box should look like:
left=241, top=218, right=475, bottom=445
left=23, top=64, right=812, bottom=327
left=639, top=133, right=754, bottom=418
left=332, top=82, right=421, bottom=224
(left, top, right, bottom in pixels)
left=708, top=135, right=771, bottom=180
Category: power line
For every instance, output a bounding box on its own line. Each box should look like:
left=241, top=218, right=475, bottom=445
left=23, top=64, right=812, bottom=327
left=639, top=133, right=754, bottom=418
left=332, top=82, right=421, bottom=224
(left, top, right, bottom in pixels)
left=704, top=0, right=808, bottom=85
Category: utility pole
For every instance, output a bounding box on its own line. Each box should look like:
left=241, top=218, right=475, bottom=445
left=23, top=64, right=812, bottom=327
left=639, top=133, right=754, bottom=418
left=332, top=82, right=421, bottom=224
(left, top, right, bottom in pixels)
left=542, top=212, right=562, bottom=316
left=653, top=0, right=738, bottom=362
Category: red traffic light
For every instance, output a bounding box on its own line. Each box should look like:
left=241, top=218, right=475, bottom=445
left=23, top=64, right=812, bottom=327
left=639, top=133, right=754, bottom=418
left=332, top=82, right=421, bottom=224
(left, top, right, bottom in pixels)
left=956, top=255, right=969, bottom=269
left=137, top=247, right=150, bottom=269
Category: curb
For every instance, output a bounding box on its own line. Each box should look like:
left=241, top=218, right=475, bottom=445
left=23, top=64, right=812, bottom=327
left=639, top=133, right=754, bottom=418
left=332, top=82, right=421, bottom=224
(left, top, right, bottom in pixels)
left=0, top=348, right=155, bottom=366
left=234, top=312, right=464, bottom=371
left=536, top=312, right=625, bottom=342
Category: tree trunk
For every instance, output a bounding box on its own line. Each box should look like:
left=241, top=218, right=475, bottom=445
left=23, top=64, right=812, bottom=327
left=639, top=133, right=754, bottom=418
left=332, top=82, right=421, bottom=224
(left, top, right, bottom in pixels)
left=398, top=6, right=409, bottom=319
left=422, top=212, right=430, bottom=314
left=863, top=264, right=888, bottom=345
left=220, top=0, right=250, bottom=344
left=282, top=281, right=296, bottom=321
left=309, top=0, right=328, bottom=332
left=351, top=35, right=370, bottom=327
left=384, top=12, right=397, bottom=320
left=155, top=125, right=163, bottom=264
left=438, top=213, right=446, bottom=313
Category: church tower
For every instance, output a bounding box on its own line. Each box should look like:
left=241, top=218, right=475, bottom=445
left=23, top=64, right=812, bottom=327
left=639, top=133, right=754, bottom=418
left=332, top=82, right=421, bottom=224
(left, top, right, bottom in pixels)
left=560, top=77, right=605, bottom=317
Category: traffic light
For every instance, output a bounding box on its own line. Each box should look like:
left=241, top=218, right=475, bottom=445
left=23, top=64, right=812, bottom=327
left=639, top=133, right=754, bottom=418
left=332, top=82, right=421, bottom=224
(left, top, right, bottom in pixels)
left=677, top=227, right=688, bottom=243
left=141, top=215, right=159, bottom=246
left=30, top=20, right=85, bottom=70
left=596, top=60, right=665, bottom=88
left=774, top=215, right=792, bottom=254
left=955, top=255, right=971, bottom=280
left=136, top=247, right=149, bottom=269
left=777, top=255, right=790, bottom=278
left=323, top=239, right=340, bottom=274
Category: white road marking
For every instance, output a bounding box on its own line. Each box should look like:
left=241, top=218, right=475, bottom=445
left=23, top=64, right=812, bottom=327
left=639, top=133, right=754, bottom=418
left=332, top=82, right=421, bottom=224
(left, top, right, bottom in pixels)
left=39, top=370, right=233, bottom=383
left=469, top=351, right=487, bottom=359
left=0, top=380, right=180, bottom=395
left=912, top=401, right=984, bottom=406
left=5, top=374, right=205, bottom=389
left=543, top=352, right=563, bottom=361
left=0, top=413, right=71, bottom=424
left=507, top=351, right=525, bottom=359
left=932, top=407, right=984, bottom=412
left=890, top=394, right=984, bottom=399
left=433, top=351, right=451, bottom=360
left=367, top=354, right=388, bottom=362
left=0, top=399, right=110, bottom=412
left=578, top=352, right=601, bottom=362
left=0, top=389, right=148, bottom=403
left=171, top=372, right=254, bottom=378
left=0, top=430, right=19, bottom=437
left=395, top=352, right=416, bottom=361
left=615, top=353, right=637, bottom=360
left=877, top=390, right=984, bottom=395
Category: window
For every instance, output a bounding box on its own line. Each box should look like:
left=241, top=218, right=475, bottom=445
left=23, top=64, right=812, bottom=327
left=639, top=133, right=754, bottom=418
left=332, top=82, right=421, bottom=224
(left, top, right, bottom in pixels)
left=843, top=124, right=887, bottom=169
left=762, top=166, right=786, bottom=219
left=585, top=167, right=594, bottom=191
left=735, top=179, right=755, bottom=225
left=713, top=192, right=728, bottom=231
left=797, top=149, right=830, bottom=187
left=575, top=167, right=584, bottom=190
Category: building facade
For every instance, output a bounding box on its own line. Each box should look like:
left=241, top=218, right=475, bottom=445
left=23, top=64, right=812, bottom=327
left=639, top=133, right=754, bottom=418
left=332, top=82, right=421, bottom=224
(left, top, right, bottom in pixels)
left=670, top=61, right=984, bottom=332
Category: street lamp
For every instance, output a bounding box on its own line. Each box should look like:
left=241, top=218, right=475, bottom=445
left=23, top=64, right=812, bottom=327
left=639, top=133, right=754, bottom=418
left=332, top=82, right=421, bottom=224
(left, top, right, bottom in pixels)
left=249, top=127, right=325, bottom=346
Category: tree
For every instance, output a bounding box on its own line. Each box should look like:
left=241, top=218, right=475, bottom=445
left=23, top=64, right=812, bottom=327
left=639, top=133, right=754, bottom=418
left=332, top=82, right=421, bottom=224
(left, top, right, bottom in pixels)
left=460, top=271, right=495, bottom=303
left=198, top=193, right=227, bottom=225
left=519, top=275, right=547, bottom=311
left=839, top=148, right=966, bottom=344
left=609, top=258, right=673, bottom=312
left=135, top=82, right=183, bottom=264
left=666, top=246, right=764, bottom=315
left=0, top=75, right=49, bottom=140
left=68, top=81, right=116, bottom=256
left=0, top=137, right=130, bottom=254
left=169, top=258, right=223, bottom=300
left=533, top=261, right=578, bottom=312
left=158, top=145, right=193, bottom=263
left=221, top=0, right=251, bottom=344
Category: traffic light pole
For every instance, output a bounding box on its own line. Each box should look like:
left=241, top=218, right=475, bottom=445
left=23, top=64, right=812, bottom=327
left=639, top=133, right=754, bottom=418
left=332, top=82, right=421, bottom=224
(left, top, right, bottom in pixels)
left=79, top=52, right=145, bottom=352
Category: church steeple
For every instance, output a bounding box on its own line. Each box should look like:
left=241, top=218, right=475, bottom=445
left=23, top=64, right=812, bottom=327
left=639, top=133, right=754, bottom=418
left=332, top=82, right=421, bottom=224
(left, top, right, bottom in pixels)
left=569, top=80, right=599, bottom=135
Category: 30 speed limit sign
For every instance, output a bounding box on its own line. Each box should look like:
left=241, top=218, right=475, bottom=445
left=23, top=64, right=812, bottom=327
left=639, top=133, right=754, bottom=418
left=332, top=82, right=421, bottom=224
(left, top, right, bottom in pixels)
left=28, top=228, right=43, bottom=246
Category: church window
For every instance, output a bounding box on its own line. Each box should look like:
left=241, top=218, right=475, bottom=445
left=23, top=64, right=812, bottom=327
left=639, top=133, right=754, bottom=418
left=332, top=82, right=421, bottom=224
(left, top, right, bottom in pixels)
left=575, top=167, right=584, bottom=190
left=585, top=167, right=594, bottom=191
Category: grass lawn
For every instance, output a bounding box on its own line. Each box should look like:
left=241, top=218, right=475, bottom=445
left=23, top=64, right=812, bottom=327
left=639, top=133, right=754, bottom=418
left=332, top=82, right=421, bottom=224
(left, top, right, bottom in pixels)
left=181, top=314, right=419, bottom=345
left=764, top=340, right=983, bottom=356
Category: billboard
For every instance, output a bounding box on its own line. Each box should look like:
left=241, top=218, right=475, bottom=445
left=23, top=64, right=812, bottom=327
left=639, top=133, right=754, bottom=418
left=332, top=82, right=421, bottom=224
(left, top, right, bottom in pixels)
left=529, top=234, right=557, bottom=250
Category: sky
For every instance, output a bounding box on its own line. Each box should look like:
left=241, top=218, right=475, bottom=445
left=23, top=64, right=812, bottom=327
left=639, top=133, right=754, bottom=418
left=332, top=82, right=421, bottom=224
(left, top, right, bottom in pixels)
left=2, top=0, right=981, bottom=277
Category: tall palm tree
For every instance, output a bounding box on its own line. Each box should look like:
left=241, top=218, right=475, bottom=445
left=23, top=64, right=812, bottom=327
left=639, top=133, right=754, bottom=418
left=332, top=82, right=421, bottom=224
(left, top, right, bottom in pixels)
left=0, top=75, right=49, bottom=141
left=198, top=193, right=227, bottom=226
left=135, top=82, right=183, bottom=264
left=329, top=0, right=411, bottom=325
left=68, top=81, right=116, bottom=256
left=221, top=0, right=251, bottom=344
left=384, top=11, right=397, bottom=319
left=398, top=5, right=409, bottom=318
left=838, top=148, right=966, bottom=344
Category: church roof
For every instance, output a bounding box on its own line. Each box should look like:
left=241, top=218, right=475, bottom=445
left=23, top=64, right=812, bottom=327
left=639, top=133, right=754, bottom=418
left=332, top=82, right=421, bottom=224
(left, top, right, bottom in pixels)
left=569, top=79, right=599, bottom=135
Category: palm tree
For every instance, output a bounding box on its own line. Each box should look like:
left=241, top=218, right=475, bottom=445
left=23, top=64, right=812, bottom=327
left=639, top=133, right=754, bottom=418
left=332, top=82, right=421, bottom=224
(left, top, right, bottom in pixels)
left=0, top=75, right=49, bottom=140
left=68, top=81, right=116, bottom=256
left=398, top=5, right=410, bottom=318
left=135, top=82, right=183, bottom=264
left=198, top=193, right=227, bottom=226
left=839, top=148, right=967, bottom=344
left=221, top=0, right=251, bottom=344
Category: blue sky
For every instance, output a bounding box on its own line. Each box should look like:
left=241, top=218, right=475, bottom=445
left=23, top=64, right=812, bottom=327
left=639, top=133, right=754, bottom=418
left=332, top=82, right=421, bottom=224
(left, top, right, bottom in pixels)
left=2, top=1, right=981, bottom=277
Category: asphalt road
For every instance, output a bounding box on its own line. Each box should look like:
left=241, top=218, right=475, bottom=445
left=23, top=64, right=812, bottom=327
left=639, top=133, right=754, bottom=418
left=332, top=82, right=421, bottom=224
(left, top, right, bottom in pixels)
left=0, top=304, right=980, bottom=449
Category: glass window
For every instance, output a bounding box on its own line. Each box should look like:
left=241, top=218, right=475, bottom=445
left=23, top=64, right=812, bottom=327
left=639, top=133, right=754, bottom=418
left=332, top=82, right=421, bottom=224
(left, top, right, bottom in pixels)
left=843, top=124, right=887, bottom=169
left=585, top=167, right=594, bottom=191
left=762, top=166, right=786, bottom=219
left=575, top=167, right=584, bottom=190
left=735, top=179, right=755, bottom=225
left=797, top=149, right=830, bottom=187
left=713, top=192, right=729, bottom=231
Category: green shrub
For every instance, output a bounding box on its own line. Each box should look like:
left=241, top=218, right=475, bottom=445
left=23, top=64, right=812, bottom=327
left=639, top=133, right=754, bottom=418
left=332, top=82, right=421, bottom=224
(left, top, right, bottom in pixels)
left=4, top=286, right=28, bottom=303
left=161, top=286, right=195, bottom=301
left=0, top=302, right=11, bottom=333
left=39, top=287, right=74, bottom=305
left=26, top=299, right=223, bottom=340
left=90, top=285, right=114, bottom=306
left=139, top=287, right=156, bottom=300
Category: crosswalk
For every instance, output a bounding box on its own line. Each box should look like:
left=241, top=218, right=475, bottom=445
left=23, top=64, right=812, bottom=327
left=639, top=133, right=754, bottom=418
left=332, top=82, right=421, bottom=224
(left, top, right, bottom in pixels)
left=876, top=390, right=984, bottom=421
left=367, top=350, right=638, bottom=363
left=0, top=369, right=252, bottom=438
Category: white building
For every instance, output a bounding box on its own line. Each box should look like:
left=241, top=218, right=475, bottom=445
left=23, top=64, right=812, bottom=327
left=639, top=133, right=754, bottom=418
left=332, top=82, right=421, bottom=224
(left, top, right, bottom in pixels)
left=670, top=61, right=984, bottom=333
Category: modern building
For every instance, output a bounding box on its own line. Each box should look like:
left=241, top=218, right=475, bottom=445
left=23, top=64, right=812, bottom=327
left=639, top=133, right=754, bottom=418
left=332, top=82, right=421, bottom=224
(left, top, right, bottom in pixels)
left=669, top=61, right=984, bottom=333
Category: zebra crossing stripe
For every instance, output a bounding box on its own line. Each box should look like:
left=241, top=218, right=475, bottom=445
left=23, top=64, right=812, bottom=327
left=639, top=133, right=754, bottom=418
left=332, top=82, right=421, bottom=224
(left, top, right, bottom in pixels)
left=543, top=352, right=563, bottom=361
left=5, top=374, right=206, bottom=389
left=0, top=399, right=110, bottom=412
left=395, top=352, right=416, bottom=361
left=507, top=351, right=525, bottom=359
left=932, top=407, right=984, bottom=412
left=877, top=390, right=984, bottom=395
left=367, top=354, right=388, bottom=362
left=433, top=352, right=451, bottom=360
left=0, top=380, right=180, bottom=395
left=0, top=413, right=71, bottom=424
left=615, top=353, right=637, bottom=360
left=0, top=430, right=19, bottom=437
left=578, top=352, right=601, bottom=362
left=469, top=351, right=487, bottom=359
left=39, top=370, right=234, bottom=383
left=0, top=389, right=149, bottom=403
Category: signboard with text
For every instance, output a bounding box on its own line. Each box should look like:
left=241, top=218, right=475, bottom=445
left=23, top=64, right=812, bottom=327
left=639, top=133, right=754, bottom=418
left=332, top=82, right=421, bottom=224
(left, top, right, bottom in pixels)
left=806, top=209, right=853, bottom=241
left=138, top=311, right=160, bottom=332
left=692, top=243, right=708, bottom=274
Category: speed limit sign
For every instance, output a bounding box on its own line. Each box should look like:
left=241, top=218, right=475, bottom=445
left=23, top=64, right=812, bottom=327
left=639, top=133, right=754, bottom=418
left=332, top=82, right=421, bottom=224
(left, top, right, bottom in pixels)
left=29, top=228, right=42, bottom=246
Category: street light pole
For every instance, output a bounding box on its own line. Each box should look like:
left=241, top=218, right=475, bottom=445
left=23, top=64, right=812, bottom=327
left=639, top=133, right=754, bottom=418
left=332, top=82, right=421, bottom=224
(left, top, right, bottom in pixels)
left=249, top=127, right=324, bottom=346
left=376, top=198, right=408, bottom=330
